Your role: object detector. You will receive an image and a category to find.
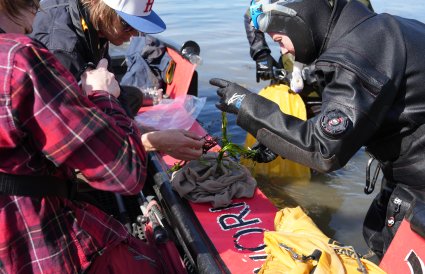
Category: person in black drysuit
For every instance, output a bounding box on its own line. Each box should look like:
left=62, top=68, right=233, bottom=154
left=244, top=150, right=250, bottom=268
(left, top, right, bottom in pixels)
left=243, top=0, right=374, bottom=119
left=210, top=0, right=425, bottom=259
left=244, top=0, right=373, bottom=84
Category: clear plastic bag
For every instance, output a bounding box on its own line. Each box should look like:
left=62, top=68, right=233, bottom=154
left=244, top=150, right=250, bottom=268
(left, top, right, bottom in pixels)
left=135, top=95, right=206, bottom=131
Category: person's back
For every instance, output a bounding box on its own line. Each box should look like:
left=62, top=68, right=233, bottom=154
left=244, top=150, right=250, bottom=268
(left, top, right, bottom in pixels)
left=317, top=1, right=425, bottom=185
left=31, top=0, right=115, bottom=79
left=31, top=0, right=100, bottom=78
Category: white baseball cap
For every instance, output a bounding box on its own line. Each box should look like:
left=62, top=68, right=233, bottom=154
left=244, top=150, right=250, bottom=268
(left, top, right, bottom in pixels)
left=102, top=0, right=166, bottom=34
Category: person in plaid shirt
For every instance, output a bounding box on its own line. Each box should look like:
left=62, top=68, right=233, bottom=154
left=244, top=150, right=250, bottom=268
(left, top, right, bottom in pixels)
left=0, top=0, right=166, bottom=273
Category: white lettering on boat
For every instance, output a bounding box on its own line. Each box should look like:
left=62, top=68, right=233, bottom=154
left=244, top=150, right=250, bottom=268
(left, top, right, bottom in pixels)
left=210, top=202, right=268, bottom=273
left=405, top=250, right=425, bottom=274
left=214, top=202, right=261, bottom=230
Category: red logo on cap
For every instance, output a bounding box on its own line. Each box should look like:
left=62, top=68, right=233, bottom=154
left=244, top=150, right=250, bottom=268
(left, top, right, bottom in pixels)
left=145, top=0, right=154, bottom=12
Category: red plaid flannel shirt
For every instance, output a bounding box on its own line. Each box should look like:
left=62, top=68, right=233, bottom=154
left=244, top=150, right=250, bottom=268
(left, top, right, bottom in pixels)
left=0, top=34, right=147, bottom=273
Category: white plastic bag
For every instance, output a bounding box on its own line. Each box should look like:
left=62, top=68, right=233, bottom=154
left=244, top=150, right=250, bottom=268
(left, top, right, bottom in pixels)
left=135, top=95, right=206, bottom=131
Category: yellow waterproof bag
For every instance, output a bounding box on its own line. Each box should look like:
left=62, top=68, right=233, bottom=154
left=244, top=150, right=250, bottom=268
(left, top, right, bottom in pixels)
left=259, top=207, right=387, bottom=274
left=241, top=84, right=311, bottom=179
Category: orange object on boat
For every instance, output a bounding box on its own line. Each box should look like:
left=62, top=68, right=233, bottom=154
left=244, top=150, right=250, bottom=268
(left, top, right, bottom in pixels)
left=164, top=47, right=196, bottom=98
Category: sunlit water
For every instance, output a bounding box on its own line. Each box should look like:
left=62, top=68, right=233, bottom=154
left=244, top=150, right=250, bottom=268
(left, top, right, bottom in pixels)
left=114, top=0, right=425, bottom=255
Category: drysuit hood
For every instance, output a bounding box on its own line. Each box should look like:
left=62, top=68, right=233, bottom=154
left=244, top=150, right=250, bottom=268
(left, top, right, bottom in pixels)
left=251, top=0, right=347, bottom=64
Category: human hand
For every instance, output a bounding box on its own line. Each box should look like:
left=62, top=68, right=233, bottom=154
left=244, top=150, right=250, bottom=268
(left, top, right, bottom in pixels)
left=209, top=78, right=253, bottom=115
left=80, top=58, right=120, bottom=98
left=251, top=142, right=277, bottom=163
left=142, top=129, right=205, bottom=161
left=255, top=52, right=278, bottom=83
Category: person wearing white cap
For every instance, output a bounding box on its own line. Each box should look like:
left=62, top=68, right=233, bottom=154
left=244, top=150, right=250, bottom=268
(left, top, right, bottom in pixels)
left=102, top=0, right=166, bottom=34
left=32, top=0, right=166, bottom=78
left=30, top=0, right=205, bottom=162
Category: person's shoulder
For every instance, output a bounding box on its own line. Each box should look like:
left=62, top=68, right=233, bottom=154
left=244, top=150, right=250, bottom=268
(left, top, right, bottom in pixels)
left=0, top=34, right=55, bottom=67
left=0, top=34, right=45, bottom=53
left=0, top=34, right=47, bottom=50
left=31, top=0, right=79, bottom=51
left=0, top=33, right=31, bottom=44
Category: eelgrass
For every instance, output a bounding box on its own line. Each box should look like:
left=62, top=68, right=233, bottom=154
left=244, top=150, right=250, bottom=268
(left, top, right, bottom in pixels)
left=169, top=112, right=257, bottom=173
left=217, top=112, right=256, bottom=164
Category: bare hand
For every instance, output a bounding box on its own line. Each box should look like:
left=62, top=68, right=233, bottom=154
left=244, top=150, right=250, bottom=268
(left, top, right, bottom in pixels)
left=142, top=129, right=205, bottom=161
left=81, top=59, right=120, bottom=97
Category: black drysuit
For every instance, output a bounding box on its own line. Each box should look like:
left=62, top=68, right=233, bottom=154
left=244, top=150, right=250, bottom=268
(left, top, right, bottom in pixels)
left=240, top=0, right=425, bottom=256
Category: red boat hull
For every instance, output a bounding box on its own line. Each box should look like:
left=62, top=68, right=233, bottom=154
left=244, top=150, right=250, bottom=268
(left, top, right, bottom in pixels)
left=380, top=219, right=425, bottom=274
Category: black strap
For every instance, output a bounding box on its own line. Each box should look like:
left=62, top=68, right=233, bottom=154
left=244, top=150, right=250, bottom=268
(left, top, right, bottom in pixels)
left=0, top=172, right=75, bottom=199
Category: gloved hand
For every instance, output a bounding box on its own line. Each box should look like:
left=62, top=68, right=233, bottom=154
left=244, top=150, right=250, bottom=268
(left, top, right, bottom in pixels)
left=255, top=52, right=278, bottom=83
left=209, top=78, right=253, bottom=114
left=251, top=142, right=278, bottom=163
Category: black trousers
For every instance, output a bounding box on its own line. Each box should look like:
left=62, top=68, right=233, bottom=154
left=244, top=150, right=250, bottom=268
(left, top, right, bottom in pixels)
left=362, top=178, right=394, bottom=259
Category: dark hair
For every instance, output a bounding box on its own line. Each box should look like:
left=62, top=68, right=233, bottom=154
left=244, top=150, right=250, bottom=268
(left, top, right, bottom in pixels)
left=0, top=0, right=40, bottom=20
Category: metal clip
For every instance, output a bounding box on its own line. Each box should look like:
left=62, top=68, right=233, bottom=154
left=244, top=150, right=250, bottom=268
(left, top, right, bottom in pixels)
left=364, top=156, right=381, bottom=194
left=279, top=243, right=312, bottom=262
left=272, top=68, right=288, bottom=82
left=279, top=243, right=304, bottom=261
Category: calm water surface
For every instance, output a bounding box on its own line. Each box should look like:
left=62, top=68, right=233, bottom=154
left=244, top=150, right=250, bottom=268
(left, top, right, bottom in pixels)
left=136, top=0, right=425, bottom=254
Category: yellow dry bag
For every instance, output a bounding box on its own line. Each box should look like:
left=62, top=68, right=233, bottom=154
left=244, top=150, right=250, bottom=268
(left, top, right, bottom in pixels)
left=259, top=207, right=387, bottom=274
left=241, top=84, right=311, bottom=179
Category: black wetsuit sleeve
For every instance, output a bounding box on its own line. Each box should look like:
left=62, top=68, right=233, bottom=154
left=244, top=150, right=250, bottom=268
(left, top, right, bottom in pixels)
left=236, top=59, right=393, bottom=173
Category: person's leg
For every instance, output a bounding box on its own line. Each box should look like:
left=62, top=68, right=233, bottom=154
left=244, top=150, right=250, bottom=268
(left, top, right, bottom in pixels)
left=363, top=195, right=386, bottom=259
left=363, top=179, right=394, bottom=259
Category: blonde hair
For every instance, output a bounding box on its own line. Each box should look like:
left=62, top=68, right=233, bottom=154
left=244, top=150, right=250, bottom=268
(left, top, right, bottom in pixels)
left=0, top=0, right=40, bottom=21
left=81, top=0, right=121, bottom=36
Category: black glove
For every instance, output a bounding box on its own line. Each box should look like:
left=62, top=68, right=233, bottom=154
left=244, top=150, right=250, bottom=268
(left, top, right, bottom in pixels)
left=209, top=78, right=253, bottom=115
left=255, top=52, right=278, bottom=83
left=251, top=142, right=278, bottom=163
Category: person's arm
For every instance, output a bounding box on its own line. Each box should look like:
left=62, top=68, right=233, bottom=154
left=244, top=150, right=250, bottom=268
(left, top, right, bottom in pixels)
left=244, top=8, right=271, bottom=60
left=14, top=42, right=146, bottom=195
left=141, top=129, right=204, bottom=161
left=244, top=8, right=279, bottom=82
left=237, top=60, right=394, bottom=173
